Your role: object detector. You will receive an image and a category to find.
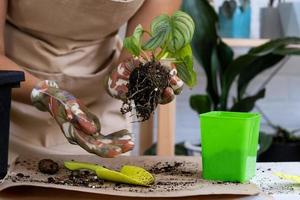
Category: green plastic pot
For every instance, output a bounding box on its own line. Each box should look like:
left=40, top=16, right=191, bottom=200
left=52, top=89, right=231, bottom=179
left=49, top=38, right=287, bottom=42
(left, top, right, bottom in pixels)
left=200, top=111, right=261, bottom=183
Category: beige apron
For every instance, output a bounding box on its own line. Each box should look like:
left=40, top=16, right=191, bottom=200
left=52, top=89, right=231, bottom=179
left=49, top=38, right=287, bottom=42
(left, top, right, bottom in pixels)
left=4, top=0, right=144, bottom=159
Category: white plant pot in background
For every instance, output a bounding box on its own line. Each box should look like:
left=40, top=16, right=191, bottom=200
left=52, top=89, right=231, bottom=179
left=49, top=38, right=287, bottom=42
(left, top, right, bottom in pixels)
left=278, top=2, right=300, bottom=37
left=260, top=7, right=283, bottom=39
left=184, top=141, right=201, bottom=156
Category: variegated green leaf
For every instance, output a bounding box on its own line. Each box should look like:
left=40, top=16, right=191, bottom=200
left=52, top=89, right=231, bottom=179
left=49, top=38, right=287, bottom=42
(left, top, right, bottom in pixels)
left=143, top=15, right=170, bottom=50
left=173, top=44, right=197, bottom=87
left=132, top=24, right=143, bottom=41
left=123, top=37, right=140, bottom=56
left=143, top=11, right=195, bottom=53
left=123, top=24, right=144, bottom=56
left=168, top=11, right=195, bottom=53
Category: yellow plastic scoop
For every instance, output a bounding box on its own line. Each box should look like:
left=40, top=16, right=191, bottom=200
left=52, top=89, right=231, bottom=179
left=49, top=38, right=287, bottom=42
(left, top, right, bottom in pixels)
left=64, top=161, right=154, bottom=186
left=275, top=172, right=300, bottom=183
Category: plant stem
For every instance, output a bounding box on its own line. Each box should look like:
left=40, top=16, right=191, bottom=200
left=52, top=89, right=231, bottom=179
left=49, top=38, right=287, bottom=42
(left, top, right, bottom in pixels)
left=143, top=30, right=152, bottom=37
left=156, top=47, right=168, bottom=60
left=140, top=50, right=150, bottom=61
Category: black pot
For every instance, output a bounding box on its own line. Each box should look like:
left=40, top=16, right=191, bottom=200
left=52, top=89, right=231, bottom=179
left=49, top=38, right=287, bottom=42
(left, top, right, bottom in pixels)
left=258, top=141, right=300, bottom=162
left=0, top=71, right=24, bottom=178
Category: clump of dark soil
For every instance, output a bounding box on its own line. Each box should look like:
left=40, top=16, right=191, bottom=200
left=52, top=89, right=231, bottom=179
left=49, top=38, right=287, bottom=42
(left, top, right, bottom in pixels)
left=38, top=159, right=59, bottom=175
left=149, top=162, right=183, bottom=174
left=121, top=60, right=170, bottom=121
left=149, top=161, right=194, bottom=176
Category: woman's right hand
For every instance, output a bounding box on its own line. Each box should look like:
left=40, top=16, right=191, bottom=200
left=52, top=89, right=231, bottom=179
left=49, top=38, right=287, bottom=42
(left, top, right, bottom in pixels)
left=31, top=80, right=134, bottom=158
left=107, top=58, right=184, bottom=104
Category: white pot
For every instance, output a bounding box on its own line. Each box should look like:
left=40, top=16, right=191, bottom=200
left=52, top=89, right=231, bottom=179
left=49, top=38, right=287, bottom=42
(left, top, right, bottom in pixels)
left=183, top=141, right=201, bottom=156
left=278, top=2, right=300, bottom=37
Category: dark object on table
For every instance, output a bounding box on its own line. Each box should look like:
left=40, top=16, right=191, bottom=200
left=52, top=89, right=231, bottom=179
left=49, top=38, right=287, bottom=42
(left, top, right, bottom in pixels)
left=258, top=127, right=300, bottom=162
left=258, top=141, right=300, bottom=162
left=38, top=159, right=59, bottom=175
left=0, top=70, right=24, bottom=179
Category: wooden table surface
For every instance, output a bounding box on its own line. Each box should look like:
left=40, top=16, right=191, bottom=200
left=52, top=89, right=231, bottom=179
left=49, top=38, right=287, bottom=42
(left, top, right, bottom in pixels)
left=1, top=162, right=299, bottom=200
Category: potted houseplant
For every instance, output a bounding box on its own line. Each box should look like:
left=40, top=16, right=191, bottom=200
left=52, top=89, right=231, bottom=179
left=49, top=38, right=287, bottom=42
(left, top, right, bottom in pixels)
left=0, top=71, right=24, bottom=178
left=257, top=112, right=300, bottom=162
left=182, top=0, right=300, bottom=161
left=218, top=0, right=251, bottom=38
left=260, top=0, right=283, bottom=38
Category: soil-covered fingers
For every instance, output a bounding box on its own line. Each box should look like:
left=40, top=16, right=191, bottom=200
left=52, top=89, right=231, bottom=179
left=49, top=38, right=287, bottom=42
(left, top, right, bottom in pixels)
left=159, top=87, right=175, bottom=104
left=160, top=61, right=184, bottom=95
left=159, top=75, right=183, bottom=105
left=164, top=63, right=184, bottom=95
left=169, top=74, right=184, bottom=95
left=73, top=128, right=124, bottom=158
left=102, top=129, right=134, bottom=153
left=107, top=59, right=140, bottom=100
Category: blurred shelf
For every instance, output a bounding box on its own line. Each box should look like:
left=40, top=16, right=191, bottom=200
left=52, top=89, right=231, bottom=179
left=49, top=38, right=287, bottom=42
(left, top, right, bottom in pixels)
left=223, top=38, right=269, bottom=48
left=223, top=38, right=300, bottom=48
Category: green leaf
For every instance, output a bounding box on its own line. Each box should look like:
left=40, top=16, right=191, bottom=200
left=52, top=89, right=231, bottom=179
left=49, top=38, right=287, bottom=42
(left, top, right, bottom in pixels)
left=123, top=37, right=140, bottom=56
left=123, top=24, right=144, bottom=56
left=273, top=47, right=300, bottom=55
left=217, top=40, right=234, bottom=76
left=143, top=11, right=194, bottom=53
left=258, top=132, right=273, bottom=155
left=173, top=44, right=197, bottom=87
left=230, top=89, right=265, bottom=112
left=249, top=37, right=300, bottom=56
left=132, top=24, right=143, bottom=41
left=176, top=58, right=197, bottom=88
left=226, top=38, right=300, bottom=102
left=189, top=95, right=212, bottom=114
left=211, top=47, right=220, bottom=98
left=181, top=0, right=218, bottom=64
left=167, top=11, right=195, bottom=53
left=237, top=54, right=284, bottom=99
left=209, top=41, right=234, bottom=110
left=182, top=0, right=220, bottom=107
left=143, top=15, right=170, bottom=50
left=220, top=54, right=254, bottom=110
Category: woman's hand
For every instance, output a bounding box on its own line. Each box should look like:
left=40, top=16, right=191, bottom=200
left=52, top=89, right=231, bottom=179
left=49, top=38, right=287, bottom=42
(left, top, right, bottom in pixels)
left=107, top=58, right=184, bottom=104
left=31, top=80, right=134, bottom=158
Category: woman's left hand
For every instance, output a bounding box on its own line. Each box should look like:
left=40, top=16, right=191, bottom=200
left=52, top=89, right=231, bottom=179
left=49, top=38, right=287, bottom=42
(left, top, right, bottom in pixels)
left=31, top=80, right=134, bottom=158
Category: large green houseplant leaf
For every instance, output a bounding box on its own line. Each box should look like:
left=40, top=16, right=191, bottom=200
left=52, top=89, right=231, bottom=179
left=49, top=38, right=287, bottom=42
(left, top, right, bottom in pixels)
left=183, top=0, right=300, bottom=113
left=182, top=0, right=220, bottom=108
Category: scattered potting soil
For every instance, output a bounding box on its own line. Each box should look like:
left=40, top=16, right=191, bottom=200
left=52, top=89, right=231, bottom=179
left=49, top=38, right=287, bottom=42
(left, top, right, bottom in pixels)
left=149, top=161, right=194, bottom=176
left=121, top=60, right=170, bottom=122
left=48, top=170, right=105, bottom=188
left=6, top=157, right=202, bottom=193
left=251, top=167, right=295, bottom=195
left=38, top=159, right=59, bottom=175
